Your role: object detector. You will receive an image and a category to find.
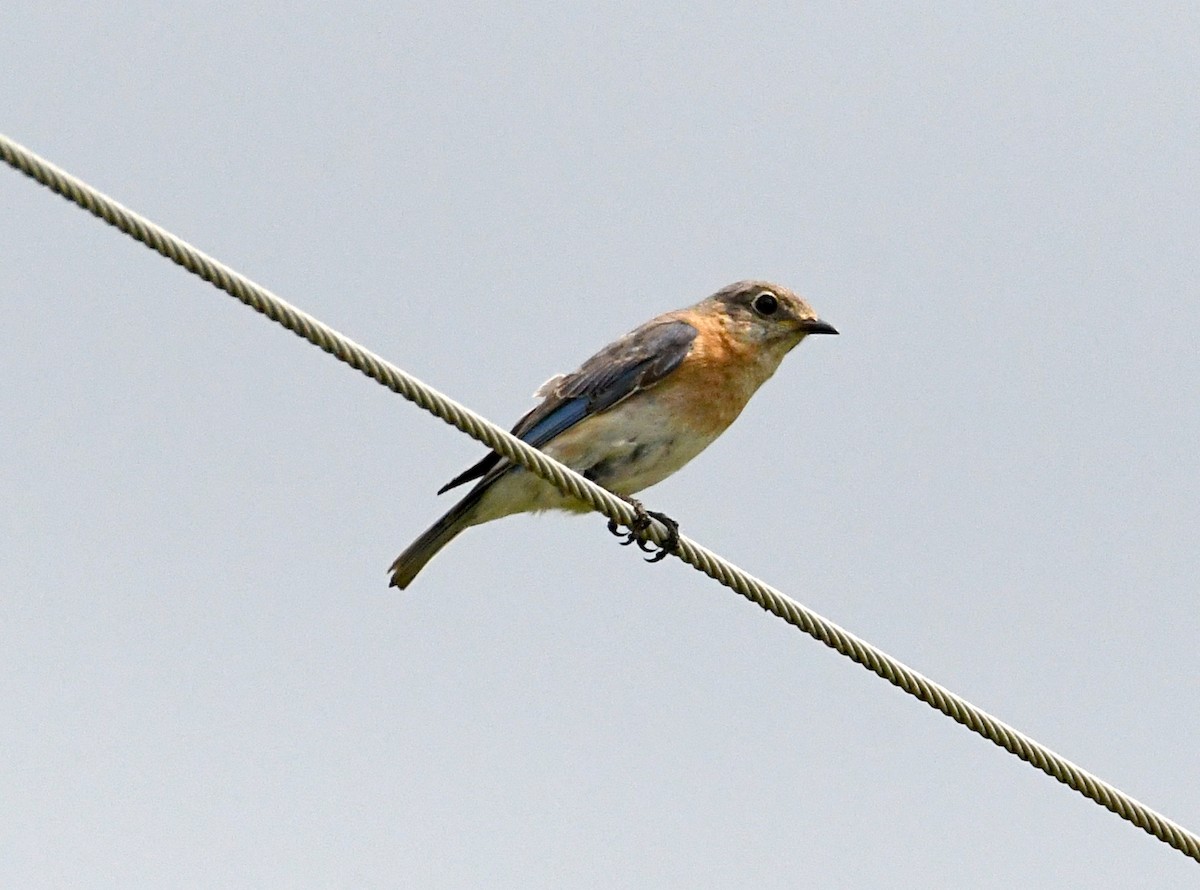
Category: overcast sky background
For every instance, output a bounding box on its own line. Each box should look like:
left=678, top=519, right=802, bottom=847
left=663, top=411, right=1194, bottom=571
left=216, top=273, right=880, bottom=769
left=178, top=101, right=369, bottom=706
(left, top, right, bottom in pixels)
left=3, top=3, right=1199, bottom=887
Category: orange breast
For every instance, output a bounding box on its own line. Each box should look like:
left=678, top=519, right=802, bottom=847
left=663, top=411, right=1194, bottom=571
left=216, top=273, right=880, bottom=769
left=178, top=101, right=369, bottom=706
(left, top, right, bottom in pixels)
left=654, top=313, right=773, bottom=435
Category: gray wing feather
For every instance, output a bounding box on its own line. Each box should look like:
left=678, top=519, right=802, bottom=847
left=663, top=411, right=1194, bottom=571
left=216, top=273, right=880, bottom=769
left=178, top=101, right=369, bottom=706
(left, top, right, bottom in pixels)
left=436, top=317, right=697, bottom=494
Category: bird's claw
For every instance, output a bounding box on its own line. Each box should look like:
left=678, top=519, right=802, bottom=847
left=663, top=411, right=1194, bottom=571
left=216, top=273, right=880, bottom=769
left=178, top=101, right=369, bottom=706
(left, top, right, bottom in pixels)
left=606, top=498, right=680, bottom=562
left=606, top=498, right=652, bottom=548
left=638, top=510, right=680, bottom=562
left=606, top=517, right=637, bottom=547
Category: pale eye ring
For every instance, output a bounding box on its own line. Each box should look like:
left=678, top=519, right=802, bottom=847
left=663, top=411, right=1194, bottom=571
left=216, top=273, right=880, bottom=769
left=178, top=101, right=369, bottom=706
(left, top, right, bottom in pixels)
left=752, top=291, right=779, bottom=316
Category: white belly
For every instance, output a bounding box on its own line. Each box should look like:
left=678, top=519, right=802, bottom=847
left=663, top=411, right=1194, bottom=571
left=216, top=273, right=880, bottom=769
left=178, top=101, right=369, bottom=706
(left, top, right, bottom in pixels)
left=469, top=392, right=720, bottom=523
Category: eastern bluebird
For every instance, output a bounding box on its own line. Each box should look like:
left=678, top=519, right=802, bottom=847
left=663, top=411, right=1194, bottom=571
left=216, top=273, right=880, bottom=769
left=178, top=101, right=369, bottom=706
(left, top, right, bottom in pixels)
left=388, top=280, right=837, bottom=589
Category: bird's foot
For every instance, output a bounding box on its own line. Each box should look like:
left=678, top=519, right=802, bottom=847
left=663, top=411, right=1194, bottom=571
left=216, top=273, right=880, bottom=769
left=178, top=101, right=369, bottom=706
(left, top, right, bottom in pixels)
left=606, top=497, right=651, bottom=547
left=636, top=509, right=680, bottom=562
left=606, top=498, right=680, bottom=563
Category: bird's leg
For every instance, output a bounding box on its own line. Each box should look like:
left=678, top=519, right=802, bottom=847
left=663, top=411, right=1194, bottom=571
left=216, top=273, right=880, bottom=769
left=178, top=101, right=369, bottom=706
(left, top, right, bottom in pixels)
left=606, top=497, right=680, bottom=562
left=606, top=496, right=649, bottom=546
left=637, top=510, right=680, bottom=563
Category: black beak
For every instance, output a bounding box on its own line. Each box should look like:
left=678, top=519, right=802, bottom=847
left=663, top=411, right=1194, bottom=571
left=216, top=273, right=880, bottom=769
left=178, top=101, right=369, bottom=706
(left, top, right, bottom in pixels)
left=802, top=318, right=839, bottom=336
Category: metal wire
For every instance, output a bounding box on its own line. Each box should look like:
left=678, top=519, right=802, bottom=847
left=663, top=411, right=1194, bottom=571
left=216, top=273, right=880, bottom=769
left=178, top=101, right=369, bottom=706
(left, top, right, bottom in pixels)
left=3, top=131, right=1197, bottom=864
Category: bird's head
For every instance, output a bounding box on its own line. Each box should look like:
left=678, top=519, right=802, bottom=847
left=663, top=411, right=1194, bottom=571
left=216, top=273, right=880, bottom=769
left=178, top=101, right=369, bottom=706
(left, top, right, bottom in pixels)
left=705, top=280, right=837, bottom=348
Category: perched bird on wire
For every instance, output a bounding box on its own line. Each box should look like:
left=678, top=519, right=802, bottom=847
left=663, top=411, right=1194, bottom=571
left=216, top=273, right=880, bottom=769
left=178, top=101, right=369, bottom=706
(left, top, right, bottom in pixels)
left=389, top=280, right=837, bottom=589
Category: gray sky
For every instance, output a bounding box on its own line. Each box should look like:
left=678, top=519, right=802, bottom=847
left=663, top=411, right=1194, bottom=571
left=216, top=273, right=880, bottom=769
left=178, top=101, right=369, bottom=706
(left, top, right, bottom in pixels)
left=3, top=3, right=1199, bottom=887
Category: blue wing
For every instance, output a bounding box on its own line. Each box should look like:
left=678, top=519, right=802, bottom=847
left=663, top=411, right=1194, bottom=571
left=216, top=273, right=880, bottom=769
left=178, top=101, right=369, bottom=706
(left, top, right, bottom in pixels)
left=436, top=317, right=698, bottom=495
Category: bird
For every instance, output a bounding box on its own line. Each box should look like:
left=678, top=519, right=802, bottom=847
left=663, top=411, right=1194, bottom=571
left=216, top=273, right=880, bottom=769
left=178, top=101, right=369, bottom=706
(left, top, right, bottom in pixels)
left=388, top=280, right=837, bottom=589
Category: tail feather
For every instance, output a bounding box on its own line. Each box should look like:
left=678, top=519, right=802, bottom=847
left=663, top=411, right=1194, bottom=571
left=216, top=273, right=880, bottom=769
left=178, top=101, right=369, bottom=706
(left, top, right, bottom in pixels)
left=388, top=493, right=480, bottom=589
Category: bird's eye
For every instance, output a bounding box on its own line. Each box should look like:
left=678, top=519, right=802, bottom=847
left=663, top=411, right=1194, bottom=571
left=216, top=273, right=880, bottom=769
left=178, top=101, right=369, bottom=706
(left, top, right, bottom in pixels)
left=752, top=292, right=779, bottom=316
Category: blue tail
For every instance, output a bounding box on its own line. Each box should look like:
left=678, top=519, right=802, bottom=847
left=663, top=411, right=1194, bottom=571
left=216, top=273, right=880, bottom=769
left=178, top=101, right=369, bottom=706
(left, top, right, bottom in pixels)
left=388, top=490, right=482, bottom=589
